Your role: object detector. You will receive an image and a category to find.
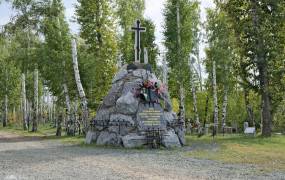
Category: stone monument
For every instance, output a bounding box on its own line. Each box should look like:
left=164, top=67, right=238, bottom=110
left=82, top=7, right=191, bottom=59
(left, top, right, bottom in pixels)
left=85, top=20, right=185, bottom=148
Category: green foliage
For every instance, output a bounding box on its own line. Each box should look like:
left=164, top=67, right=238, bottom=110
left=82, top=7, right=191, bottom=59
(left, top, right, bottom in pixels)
left=40, top=0, right=76, bottom=101
left=163, top=0, right=200, bottom=99
left=76, top=0, right=118, bottom=105
left=205, top=9, right=237, bottom=90
left=220, top=0, right=285, bottom=135
left=115, top=0, right=144, bottom=64
left=273, top=100, right=285, bottom=133
left=138, top=19, right=159, bottom=70
left=0, top=37, right=21, bottom=108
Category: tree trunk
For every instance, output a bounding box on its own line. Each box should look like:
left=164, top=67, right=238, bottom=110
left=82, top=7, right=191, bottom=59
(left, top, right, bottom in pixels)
left=21, top=73, right=28, bottom=130
left=3, top=95, right=8, bottom=127
left=177, top=1, right=185, bottom=125
left=251, top=0, right=272, bottom=136
left=212, top=61, right=218, bottom=136
left=204, top=93, right=209, bottom=126
left=221, top=86, right=228, bottom=134
left=53, top=101, right=57, bottom=128
left=162, top=56, right=168, bottom=85
left=244, top=88, right=255, bottom=126
left=189, top=60, right=200, bottom=133
left=71, top=39, right=89, bottom=134
left=63, top=83, right=73, bottom=135
left=3, top=68, right=8, bottom=127
left=13, top=106, right=16, bottom=124
left=56, top=109, right=63, bottom=137
left=32, top=69, right=38, bottom=132
left=259, top=65, right=271, bottom=136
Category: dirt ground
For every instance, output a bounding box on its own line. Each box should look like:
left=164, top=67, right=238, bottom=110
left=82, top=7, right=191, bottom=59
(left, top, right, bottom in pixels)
left=0, top=131, right=284, bottom=180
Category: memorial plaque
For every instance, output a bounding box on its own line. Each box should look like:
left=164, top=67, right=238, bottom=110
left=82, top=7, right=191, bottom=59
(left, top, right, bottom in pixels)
left=139, top=108, right=161, bottom=126
left=137, top=103, right=166, bottom=130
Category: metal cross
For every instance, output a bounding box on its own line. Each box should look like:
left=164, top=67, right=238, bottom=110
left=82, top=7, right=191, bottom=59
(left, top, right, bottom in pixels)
left=131, top=20, right=146, bottom=63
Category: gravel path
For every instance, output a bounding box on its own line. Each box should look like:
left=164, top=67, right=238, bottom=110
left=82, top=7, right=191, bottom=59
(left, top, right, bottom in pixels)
left=0, top=131, right=284, bottom=180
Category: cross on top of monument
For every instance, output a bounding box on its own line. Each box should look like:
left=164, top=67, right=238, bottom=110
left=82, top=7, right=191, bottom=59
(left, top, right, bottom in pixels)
left=131, top=19, right=146, bottom=63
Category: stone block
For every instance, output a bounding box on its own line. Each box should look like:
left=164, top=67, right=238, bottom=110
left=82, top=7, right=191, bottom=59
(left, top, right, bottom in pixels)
left=122, top=134, right=147, bottom=148
left=161, top=129, right=181, bottom=148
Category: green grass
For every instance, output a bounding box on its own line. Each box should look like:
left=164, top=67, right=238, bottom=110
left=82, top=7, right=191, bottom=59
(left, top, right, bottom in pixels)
left=0, top=124, right=56, bottom=137
left=186, top=134, right=285, bottom=172
left=0, top=124, right=86, bottom=145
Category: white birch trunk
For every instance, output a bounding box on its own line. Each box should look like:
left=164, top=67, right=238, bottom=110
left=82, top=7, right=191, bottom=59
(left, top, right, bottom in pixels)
left=21, top=73, right=28, bottom=130
left=71, top=39, right=88, bottom=133
left=196, top=54, right=203, bottom=91
left=221, top=86, right=228, bottom=133
left=63, top=82, right=73, bottom=132
left=162, top=55, right=168, bottom=85
left=189, top=59, right=200, bottom=133
left=212, top=61, right=218, bottom=135
left=13, top=106, right=16, bottom=123
left=3, top=94, right=8, bottom=127
left=32, top=69, right=38, bottom=131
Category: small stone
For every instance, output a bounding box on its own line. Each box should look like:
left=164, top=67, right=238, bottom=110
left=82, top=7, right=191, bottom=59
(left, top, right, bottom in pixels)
left=110, top=114, right=134, bottom=125
left=96, top=131, right=119, bottom=146
left=122, top=80, right=142, bottom=95
left=161, top=129, right=181, bottom=148
left=133, top=69, right=147, bottom=78
left=85, top=130, right=99, bottom=144
left=122, top=133, right=147, bottom=148
left=108, top=126, right=135, bottom=136
left=112, top=69, right=128, bottom=83
left=108, top=114, right=135, bottom=135
left=116, top=92, right=139, bottom=115
left=103, top=82, right=123, bottom=107
left=175, top=127, right=186, bottom=146
left=163, top=112, right=176, bottom=126
left=95, top=107, right=115, bottom=121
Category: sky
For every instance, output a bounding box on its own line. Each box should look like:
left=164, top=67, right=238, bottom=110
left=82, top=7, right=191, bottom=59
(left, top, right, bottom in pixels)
left=0, top=0, right=215, bottom=72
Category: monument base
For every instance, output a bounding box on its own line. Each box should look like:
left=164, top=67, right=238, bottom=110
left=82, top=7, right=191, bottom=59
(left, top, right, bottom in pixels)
left=86, top=63, right=185, bottom=148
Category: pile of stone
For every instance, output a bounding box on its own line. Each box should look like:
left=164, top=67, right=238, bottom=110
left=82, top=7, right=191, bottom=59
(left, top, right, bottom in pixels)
left=86, top=63, right=185, bottom=148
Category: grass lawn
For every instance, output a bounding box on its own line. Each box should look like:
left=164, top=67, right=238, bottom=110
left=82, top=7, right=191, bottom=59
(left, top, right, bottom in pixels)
left=185, top=134, right=285, bottom=172
left=0, top=124, right=56, bottom=137
left=0, top=124, right=85, bottom=144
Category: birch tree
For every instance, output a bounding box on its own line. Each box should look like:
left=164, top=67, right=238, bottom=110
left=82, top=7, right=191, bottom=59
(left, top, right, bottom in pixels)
left=21, top=74, right=28, bottom=129
left=32, top=69, right=38, bottom=131
left=71, top=39, right=88, bottom=133
left=189, top=54, right=201, bottom=133
left=163, top=0, right=200, bottom=118
left=212, top=61, right=218, bottom=135
left=206, top=7, right=237, bottom=134
left=76, top=0, right=118, bottom=103
left=41, top=0, right=76, bottom=134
